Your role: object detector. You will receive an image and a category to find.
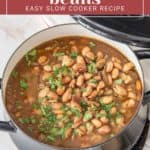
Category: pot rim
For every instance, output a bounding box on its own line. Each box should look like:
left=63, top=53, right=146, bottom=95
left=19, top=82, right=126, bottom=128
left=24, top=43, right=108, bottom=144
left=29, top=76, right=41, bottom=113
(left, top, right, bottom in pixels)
left=1, top=23, right=145, bottom=150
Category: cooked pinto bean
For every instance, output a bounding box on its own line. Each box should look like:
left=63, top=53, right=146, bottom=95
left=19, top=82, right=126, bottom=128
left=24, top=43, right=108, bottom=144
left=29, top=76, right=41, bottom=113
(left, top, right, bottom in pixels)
left=101, top=96, right=113, bottom=104
left=82, top=86, right=93, bottom=97
left=84, top=73, right=93, bottom=80
left=97, top=51, right=104, bottom=59
left=52, top=103, right=63, bottom=109
left=41, top=72, right=51, bottom=81
left=53, top=109, right=64, bottom=114
left=112, top=68, right=119, bottom=79
left=88, top=90, right=98, bottom=99
left=43, top=65, right=52, bottom=72
left=63, top=76, right=71, bottom=84
left=38, top=87, right=49, bottom=98
left=82, top=46, right=91, bottom=56
left=136, top=80, right=142, bottom=91
left=100, top=117, right=109, bottom=124
left=69, top=79, right=76, bottom=88
left=98, top=125, right=111, bottom=135
left=56, top=86, right=65, bottom=96
left=86, top=51, right=95, bottom=60
left=71, top=45, right=78, bottom=52
left=97, top=81, right=105, bottom=91
left=73, top=63, right=87, bottom=73
left=38, top=56, right=49, bottom=65
left=70, top=100, right=82, bottom=111
left=76, top=56, right=86, bottom=66
left=86, top=122, right=94, bottom=133
left=76, top=75, right=84, bottom=87
left=47, top=91, right=58, bottom=100
left=91, top=119, right=102, bottom=128
left=128, top=99, right=136, bottom=107
left=73, top=117, right=82, bottom=128
left=105, top=61, right=113, bottom=73
left=123, top=62, right=134, bottom=73
left=128, top=92, right=136, bottom=99
left=96, top=59, right=105, bottom=69
left=113, top=85, right=127, bottom=96
left=62, top=88, right=72, bottom=102
left=114, top=62, right=122, bottom=70
left=62, top=55, right=74, bottom=67
left=107, top=74, right=113, bottom=85
left=65, top=128, right=72, bottom=139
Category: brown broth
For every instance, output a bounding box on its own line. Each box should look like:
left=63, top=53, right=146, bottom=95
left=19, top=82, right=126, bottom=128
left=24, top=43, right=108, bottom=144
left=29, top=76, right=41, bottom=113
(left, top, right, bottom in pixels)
left=6, top=36, right=142, bottom=148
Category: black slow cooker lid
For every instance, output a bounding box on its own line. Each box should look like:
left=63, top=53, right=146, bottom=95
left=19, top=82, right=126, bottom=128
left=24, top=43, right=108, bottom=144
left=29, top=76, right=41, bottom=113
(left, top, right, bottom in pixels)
left=73, top=16, right=150, bottom=48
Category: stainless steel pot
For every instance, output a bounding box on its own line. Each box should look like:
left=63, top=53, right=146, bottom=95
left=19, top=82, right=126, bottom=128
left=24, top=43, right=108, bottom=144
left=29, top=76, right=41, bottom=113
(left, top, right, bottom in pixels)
left=0, top=23, right=150, bottom=150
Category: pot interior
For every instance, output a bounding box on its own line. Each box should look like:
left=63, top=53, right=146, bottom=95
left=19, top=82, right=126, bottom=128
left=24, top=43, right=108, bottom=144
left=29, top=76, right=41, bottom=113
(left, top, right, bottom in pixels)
left=1, top=23, right=145, bottom=149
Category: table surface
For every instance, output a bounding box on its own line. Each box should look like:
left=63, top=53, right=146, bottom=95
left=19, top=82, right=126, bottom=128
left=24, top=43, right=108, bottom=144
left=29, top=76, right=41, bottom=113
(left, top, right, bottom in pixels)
left=0, top=15, right=150, bottom=150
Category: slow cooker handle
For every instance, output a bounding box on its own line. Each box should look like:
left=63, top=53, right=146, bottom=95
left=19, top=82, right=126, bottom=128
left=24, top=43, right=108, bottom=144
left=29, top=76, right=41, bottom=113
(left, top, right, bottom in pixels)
left=0, top=78, right=16, bottom=132
left=135, top=50, right=150, bottom=105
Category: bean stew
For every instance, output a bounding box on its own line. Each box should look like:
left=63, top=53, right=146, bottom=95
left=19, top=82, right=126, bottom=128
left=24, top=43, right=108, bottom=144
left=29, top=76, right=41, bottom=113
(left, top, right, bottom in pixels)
left=6, top=36, right=142, bottom=148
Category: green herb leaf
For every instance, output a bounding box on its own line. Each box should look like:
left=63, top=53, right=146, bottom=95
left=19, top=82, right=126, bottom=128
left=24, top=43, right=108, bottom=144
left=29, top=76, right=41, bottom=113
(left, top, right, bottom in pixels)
left=96, top=113, right=107, bottom=118
left=32, top=103, right=40, bottom=109
left=25, top=49, right=37, bottom=66
left=83, top=111, right=93, bottom=122
left=59, top=122, right=73, bottom=139
left=115, top=79, right=123, bottom=84
left=70, top=52, right=78, bottom=59
left=100, top=101, right=116, bottom=112
left=71, top=108, right=80, bottom=117
left=48, top=76, right=62, bottom=90
left=88, top=61, right=97, bottom=73
left=81, top=88, right=86, bottom=92
left=53, top=65, right=68, bottom=76
left=41, top=106, right=56, bottom=123
left=47, top=135, right=56, bottom=141
left=80, top=100, right=88, bottom=110
left=20, top=79, right=28, bottom=90
left=19, top=116, right=36, bottom=124
left=15, top=100, right=22, bottom=109
left=89, top=41, right=96, bottom=48
left=53, top=52, right=65, bottom=57
left=11, top=70, right=18, bottom=78
left=89, top=79, right=97, bottom=84
left=115, top=112, right=122, bottom=118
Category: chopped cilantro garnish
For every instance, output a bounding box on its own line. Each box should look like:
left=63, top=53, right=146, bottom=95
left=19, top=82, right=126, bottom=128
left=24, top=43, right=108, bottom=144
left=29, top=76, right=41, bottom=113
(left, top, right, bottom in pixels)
left=20, top=79, right=28, bottom=90
left=80, top=100, right=88, bottom=111
left=53, top=52, right=65, bottom=57
left=89, top=41, right=96, bottom=48
left=70, top=52, right=78, bottom=59
left=32, top=103, right=40, bottom=109
left=88, top=61, right=97, bottom=73
left=89, top=79, right=97, bottom=84
left=115, top=79, right=123, bottom=84
left=15, top=100, right=22, bottom=109
left=11, top=70, right=18, bottom=78
left=70, top=108, right=80, bottom=117
left=100, top=101, right=116, bottom=112
left=48, top=76, right=62, bottom=90
left=41, top=106, right=56, bottom=123
left=83, top=111, right=93, bottom=122
left=59, top=122, right=73, bottom=139
left=96, top=113, right=107, bottom=118
left=115, top=112, right=122, bottom=118
left=19, top=116, right=36, bottom=124
left=53, top=65, right=68, bottom=76
left=25, top=49, right=37, bottom=66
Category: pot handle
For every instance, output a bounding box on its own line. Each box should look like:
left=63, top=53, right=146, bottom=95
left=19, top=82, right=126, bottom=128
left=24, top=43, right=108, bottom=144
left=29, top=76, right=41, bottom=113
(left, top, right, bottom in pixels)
left=135, top=50, right=150, bottom=105
left=0, top=78, right=16, bottom=132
